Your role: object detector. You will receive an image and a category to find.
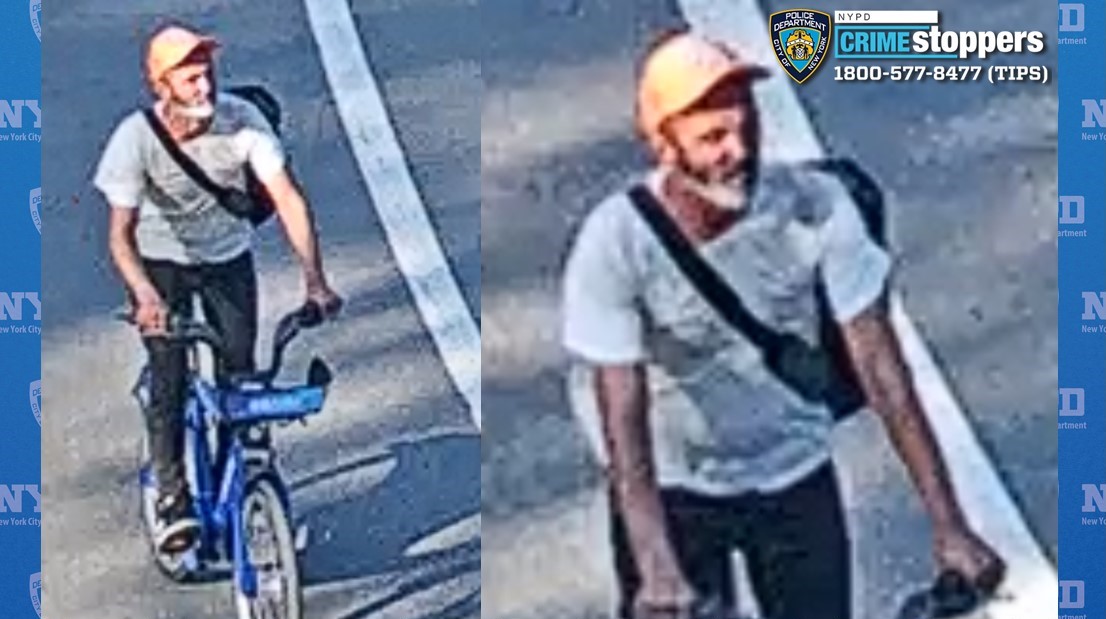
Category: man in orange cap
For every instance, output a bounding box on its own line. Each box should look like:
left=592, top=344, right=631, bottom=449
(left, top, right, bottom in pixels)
left=562, top=29, right=1003, bottom=619
left=93, top=23, right=342, bottom=554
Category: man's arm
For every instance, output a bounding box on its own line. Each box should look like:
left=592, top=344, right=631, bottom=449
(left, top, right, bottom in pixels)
left=840, top=298, right=965, bottom=528
left=108, top=207, right=152, bottom=294
left=595, top=363, right=695, bottom=613
left=108, top=206, right=166, bottom=332
left=260, top=170, right=330, bottom=298
left=840, top=296, right=1003, bottom=582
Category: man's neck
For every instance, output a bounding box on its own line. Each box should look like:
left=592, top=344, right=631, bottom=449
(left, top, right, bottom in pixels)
left=660, top=171, right=747, bottom=244
left=157, top=101, right=211, bottom=142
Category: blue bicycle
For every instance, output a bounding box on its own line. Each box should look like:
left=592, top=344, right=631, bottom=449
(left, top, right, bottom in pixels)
left=120, top=301, right=334, bottom=619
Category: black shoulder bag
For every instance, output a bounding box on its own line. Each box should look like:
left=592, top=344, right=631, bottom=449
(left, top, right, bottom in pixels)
left=627, top=158, right=887, bottom=421
left=143, top=85, right=283, bottom=227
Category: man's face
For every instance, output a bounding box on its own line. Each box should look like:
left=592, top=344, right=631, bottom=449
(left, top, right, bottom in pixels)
left=158, top=52, right=217, bottom=119
left=661, top=78, right=760, bottom=191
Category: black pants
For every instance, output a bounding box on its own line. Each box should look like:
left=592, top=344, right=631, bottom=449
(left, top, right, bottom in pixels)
left=141, top=251, right=258, bottom=500
left=610, top=463, right=851, bottom=619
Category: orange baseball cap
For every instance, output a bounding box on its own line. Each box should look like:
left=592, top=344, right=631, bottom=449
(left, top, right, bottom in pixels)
left=145, top=25, right=219, bottom=86
left=636, top=31, right=770, bottom=141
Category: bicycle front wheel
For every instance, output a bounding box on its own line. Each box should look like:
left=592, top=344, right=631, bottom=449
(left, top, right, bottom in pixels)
left=233, top=473, right=302, bottom=619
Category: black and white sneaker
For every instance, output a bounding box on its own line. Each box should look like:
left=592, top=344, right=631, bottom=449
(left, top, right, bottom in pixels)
left=153, top=491, right=200, bottom=554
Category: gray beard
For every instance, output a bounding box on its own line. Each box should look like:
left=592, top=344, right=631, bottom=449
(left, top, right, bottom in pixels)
left=676, top=169, right=751, bottom=212
left=174, top=99, right=215, bottom=120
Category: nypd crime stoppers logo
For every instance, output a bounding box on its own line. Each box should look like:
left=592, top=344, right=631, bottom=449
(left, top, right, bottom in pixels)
left=770, top=9, right=832, bottom=83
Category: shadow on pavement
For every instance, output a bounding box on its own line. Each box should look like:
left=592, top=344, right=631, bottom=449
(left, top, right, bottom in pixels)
left=296, top=431, right=480, bottom=602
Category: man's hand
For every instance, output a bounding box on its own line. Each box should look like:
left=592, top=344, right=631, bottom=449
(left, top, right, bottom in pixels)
left=841, top=298, right=1006, bottom=593
left=934, top=524, right=1006, bottom=592
left=307, top=280, right=343, bottom=318
left=634, top=572, right=698, bottom=619
left=132, top=283, right=169, bottom=335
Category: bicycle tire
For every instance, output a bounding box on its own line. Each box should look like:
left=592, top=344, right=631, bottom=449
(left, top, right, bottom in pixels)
left=233, top=471, right=303, bottom=619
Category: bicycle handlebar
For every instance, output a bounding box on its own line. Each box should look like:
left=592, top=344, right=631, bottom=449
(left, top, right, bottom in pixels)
left=896, top=567, right=1006, bottom=619
left=116, top=300, right=335, bottom=384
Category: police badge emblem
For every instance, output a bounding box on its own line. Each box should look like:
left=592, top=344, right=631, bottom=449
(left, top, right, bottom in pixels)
left=769, top=9, right=832, bottom=83
left=30, top=380, right=41, bottom=427
left=29, top=1, right=41, bottom=42
left=30, top=187, right=41, bottom=234
left=30, top=572, right=41, bottom=618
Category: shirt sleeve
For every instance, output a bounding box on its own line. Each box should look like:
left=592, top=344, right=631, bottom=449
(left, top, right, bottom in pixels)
left=238, top=100, right=287, bottom=183
left=92, top=116, right=145, bottom=209
left=815, top=172, right=893, bottom=323
left=562, top=201, right=647, bottom=365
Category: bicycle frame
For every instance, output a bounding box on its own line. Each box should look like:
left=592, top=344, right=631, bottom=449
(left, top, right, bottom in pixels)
left=134, top=357, right=319, bottom=598
left=128, top=300, right=332, bottom=611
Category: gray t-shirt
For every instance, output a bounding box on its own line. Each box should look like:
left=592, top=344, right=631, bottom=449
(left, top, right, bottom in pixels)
left=93, top=92, right=286, bottom=264
left=562, top=162, right=893, bottom=496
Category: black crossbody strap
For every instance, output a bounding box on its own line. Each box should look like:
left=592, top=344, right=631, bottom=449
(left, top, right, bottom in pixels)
left=626, top=184, right=783, bottom=352
left=142, top=108, right=229, bottom=201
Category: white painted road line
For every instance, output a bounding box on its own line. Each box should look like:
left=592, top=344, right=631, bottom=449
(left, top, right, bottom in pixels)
left=302, top=0, right=482, bottom=429
left=677, top=0, right=1058, bottom=617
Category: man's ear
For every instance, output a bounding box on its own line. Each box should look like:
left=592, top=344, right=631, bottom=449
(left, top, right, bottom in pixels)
left=151, top=78, right=170, bottom=102
left=652, top=129, right=680, bottom=168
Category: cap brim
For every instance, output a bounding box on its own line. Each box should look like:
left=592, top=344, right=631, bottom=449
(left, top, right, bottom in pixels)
left=166, top=38, right=219, bottom=73
left=731, top=63, right=772, bottom=81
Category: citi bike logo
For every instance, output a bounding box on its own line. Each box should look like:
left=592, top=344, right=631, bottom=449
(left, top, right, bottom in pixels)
left=29, top=0, right=41, bottom=42
left=0, top=100, right=41, bottom=129
left=29, top=187, right=41, bottom=234
left=30, top=380, right=40, bottom=427
left=29, top=571, right=40, bottom=618
left=1060, top=580, right=1084, bottom=609
left=0, top=485, right=40, bottom=513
